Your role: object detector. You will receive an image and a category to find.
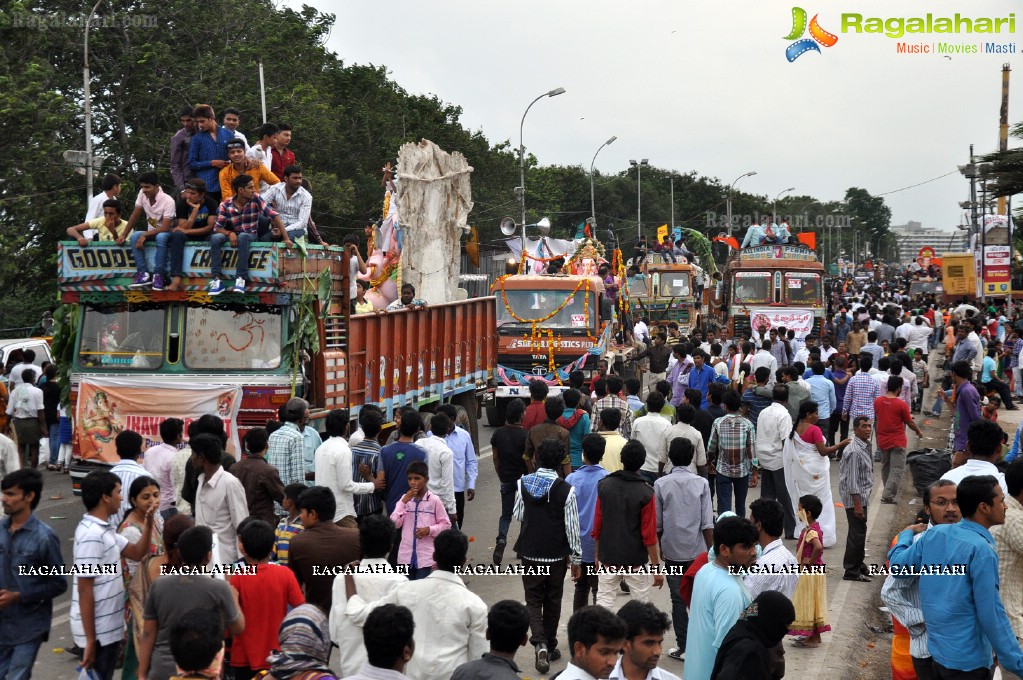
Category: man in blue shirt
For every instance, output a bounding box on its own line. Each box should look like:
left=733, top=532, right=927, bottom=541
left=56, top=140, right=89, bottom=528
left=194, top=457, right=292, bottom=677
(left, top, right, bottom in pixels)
left=806, top=360, right=837, bottom=441
left=687, top=350, right=717, bottom=410
left=566, top=435, right=609, bottom=612
left=187, top=105, right=236, bottom=203
left=0, top=469, right=68, bottom=677
left=888, top=475, right=1023, bottom=679
left=438, top=404, right=478, bottom=530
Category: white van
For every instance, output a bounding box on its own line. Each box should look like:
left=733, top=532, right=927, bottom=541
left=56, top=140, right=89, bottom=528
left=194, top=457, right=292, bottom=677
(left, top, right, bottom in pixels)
left=0, top=338, right=54, bottom=381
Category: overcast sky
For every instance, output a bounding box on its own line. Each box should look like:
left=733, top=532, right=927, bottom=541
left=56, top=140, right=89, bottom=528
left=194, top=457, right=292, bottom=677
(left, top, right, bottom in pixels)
left=294, top=0, right=1018, bottom=234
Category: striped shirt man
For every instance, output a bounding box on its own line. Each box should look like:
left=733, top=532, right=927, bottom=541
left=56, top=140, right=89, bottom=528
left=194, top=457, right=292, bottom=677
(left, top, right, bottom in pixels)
left=838, top=433, right=873, bottom=508
left=591, top=394, right=633, bottom=438
left=267, top=423, right=307, bottom=515
left=70, top=515, right=128, bottom=649
left=512, top=467, right=582, bottom=564
left=708, top=413, right=756, bottom=478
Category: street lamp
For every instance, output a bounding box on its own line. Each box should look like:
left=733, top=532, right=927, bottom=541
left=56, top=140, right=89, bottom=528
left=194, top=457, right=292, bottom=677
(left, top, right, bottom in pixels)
left=773, top=187, right=795, bottom=221
left=725, top=171, right=757, bottom=237
left=519, top=87, right=566, bottom=254
left=629, top=159, right=649, bottom=239
left=589, top=136, right=617, bottom=225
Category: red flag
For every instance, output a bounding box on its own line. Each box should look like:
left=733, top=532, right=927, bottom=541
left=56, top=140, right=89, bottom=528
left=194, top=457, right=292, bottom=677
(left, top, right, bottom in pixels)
left=796, top=232, right=816, bottom=250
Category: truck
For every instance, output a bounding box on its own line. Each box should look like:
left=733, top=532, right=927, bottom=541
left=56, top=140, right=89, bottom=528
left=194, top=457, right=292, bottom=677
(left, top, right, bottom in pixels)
left=483, top=273, right=616, bottom=426
left=711, top=242, right=826, bottom=339
left=628, top=262, right=704, bottom=334
left=56, top=240, right=495, bottom=475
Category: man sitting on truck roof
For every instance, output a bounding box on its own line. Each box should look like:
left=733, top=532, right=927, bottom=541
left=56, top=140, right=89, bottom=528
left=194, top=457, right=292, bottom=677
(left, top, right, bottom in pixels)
left=387, top=283, right=427, bottom=311
left=66, top=198, right=129, bottom=246
left=166, top=179, right=218, bottom=291
left=208, top=173, right=292, bottom=296
left=740, top=222, right=767, bottom=249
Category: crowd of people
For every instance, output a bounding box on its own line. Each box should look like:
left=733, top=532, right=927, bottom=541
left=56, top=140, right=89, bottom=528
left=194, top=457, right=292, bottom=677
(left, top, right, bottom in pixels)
left=10, top=217, right=1023, bottom=680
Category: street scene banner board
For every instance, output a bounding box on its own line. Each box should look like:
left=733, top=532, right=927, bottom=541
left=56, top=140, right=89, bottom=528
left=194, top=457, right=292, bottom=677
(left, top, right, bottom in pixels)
left=59, top=242, right=278, bottom=283
left=76, top=377, right=242, bottom=463
left=984, top=245, right=1011, bottom=295
left=749, top=308, right=815, bottom=336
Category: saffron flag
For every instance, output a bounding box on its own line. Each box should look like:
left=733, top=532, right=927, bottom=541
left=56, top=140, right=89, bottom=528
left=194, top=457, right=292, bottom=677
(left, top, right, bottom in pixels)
left=796, top=232, right=816, bottom=250
left=713, top=236, right=740, bottom=250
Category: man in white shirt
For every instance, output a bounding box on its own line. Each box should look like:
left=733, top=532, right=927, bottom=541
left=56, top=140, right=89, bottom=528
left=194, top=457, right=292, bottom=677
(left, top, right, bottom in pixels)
left=246, top=122, right=278, bottom=174
left=661, top=404, right=708, bottom=476
left=315, top=409, right=381, bottom=527
left=263, top=165, right=312, bottom=241
left=191, top=433, right=249, bottom=563
left=793, top=335, right=817, bottom=366
left=967, top=322, right=984, bottom=375
left=631, top=392, right=673, bottom=483
left=755, top=384, right=796, bottom=539
left=555, top=606, right=627, bottom=680
left=745, top=498, right=799, bottom=599
left=222, top=108, right=248, bottom=147
left=344, top=529, right=487, bottom=680
left=109, top=431, right=148, bottom=527
left=750, top=341, right=778, bottom=386
left=330, top=513, right=408, bottom=676
left=142, top=417, right=183, bottom=520
left=896, top=319, right=915, bottom=344
left=941, top=419, right=1009, bottom=496
left=85, top=174, right=122, bottom=223
left=609, top=601, right=681, bottom=680
left=414, top=411, right=457, bottom=521
left=7, top=350, right=37, bottom=386
left=819, top=337, right=838, bottom=365
left=907, top=317, right=933, bottom=355
left=632, top=314, right=650, bottom=345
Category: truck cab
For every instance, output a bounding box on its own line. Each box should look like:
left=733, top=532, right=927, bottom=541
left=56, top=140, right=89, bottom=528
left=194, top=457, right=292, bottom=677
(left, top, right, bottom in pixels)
left=486, top=274, right=613, bottom=425
left=629, top=263, right=702, bottom=334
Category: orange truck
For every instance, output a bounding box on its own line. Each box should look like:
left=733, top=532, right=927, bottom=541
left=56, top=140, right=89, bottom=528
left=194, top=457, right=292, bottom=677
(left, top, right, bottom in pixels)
left=56, top=241, right=495, bottom=474
left=484, top=273, right=617, bottom=426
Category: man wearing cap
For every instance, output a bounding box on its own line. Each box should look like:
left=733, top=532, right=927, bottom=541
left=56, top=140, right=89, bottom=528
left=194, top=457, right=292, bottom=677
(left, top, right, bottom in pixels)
left=219, top=138, right=280, bottom=200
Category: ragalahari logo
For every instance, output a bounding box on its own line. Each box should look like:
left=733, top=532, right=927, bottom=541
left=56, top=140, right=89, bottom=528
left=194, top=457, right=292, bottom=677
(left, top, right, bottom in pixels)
left=784, top=7, right=839, bottom=61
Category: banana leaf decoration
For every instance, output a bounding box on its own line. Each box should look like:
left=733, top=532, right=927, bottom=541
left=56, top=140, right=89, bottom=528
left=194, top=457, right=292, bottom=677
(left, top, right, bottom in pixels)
left=682, top=228, right=717, bottom=276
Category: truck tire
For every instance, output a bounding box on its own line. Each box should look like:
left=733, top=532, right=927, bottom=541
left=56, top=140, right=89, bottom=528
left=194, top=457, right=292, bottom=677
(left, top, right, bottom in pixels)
left=486, top=400, right=507, bottom=428
left=452, top=391, right=481, bottom=453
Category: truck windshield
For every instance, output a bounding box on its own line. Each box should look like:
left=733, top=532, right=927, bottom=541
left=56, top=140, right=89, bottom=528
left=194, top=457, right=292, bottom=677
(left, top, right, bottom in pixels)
left=657, top=273, right=691, bottom=297
left=498, top=290, right=596, bottom=330
left=183, top=307, right=284, bottom=370
left=78, top=305, right=166, bottom=370
left=733, top=272, right=771, bottom=304
left=784, top=273, right=821, bottom=305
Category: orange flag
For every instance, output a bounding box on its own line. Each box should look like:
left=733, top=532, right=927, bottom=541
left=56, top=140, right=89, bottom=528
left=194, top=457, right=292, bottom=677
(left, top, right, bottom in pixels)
left=714, top=236, right=741, bottom=250
left=796, top=232, right=816, bottom=250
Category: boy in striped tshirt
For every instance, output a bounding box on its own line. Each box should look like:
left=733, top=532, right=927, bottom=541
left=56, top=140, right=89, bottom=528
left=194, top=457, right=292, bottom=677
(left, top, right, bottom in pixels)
left=274, top=483, right=307, bottom=565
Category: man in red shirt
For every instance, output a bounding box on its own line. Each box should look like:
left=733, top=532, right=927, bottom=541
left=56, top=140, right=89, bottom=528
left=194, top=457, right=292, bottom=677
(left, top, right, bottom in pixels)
left=271, top=123, right=296, bottom=178
left=522, top=379, right=549, bottom=431
left=874, top=375, right=923, bottom=504
left=230, top=519, right=304, bottom=679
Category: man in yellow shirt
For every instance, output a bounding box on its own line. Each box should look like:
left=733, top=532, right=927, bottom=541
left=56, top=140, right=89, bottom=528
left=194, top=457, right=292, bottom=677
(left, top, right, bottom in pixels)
left=595, top=408, right=627, bottom=472
left=220, top=138, right=279, bottom=199
left=66, top=199, right=129, bottom=245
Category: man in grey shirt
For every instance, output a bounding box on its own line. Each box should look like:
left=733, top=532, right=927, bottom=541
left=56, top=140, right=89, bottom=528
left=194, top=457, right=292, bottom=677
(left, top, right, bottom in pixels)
left=654, top=438, right=713, bottom=659
left=861, top=330, right=886, bottom=367
left=138, top=525, right=244, bottom=680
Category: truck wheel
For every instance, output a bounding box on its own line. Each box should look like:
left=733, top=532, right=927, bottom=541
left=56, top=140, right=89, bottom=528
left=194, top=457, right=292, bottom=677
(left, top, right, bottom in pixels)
left=452, top=391, right=481, bottom=452
left=485, top=400, right=507, bottom=428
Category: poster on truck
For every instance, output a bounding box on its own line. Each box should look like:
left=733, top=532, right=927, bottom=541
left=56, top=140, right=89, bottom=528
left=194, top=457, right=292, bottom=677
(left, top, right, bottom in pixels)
left=76, top=377, right=242, bottom=463
left=748, top=308, right=815, bottom=338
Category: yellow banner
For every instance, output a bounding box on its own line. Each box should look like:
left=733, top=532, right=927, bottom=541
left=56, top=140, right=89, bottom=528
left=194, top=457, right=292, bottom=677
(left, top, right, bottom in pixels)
left=657, top=224, right=669, bottom=243
left=76, top=378, right=242, bottom=463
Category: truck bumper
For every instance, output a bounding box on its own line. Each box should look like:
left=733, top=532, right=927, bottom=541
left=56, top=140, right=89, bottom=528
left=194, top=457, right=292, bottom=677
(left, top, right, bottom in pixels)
left=489, top=384, right=568, bottom=401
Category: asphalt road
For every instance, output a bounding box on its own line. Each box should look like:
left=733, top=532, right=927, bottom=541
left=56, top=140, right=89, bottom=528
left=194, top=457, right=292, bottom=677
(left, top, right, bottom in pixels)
left=29, top=410, right=940, bottom=679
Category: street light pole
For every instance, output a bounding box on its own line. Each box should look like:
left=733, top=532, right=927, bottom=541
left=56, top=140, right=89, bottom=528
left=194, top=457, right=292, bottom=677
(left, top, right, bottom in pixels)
left=669, top=177, right=676, bottom=231
left=773, top=186, right=795, bottom=221
left=589, top=135, right=617, bottom=224
left=725, top=171, right=757, bottom=237
left=519, top=87, right=566, bottom=260
left=629, top=159, right=649, bottom=239
left=83, top=0, right=104, bottom=203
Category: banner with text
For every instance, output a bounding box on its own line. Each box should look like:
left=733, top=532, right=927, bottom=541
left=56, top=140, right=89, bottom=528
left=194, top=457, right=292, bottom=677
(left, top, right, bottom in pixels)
left=749, top=308, right=815, bottom=337
left=76, top=377, right=242, bottom=463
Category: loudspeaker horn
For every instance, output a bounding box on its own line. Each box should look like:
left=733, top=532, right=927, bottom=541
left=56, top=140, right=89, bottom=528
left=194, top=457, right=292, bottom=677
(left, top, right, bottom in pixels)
left=499, top=217, right=516, bottom=236
left=536, top=217, right=551, bottom=235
